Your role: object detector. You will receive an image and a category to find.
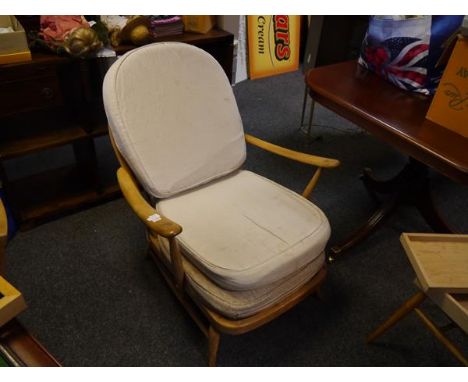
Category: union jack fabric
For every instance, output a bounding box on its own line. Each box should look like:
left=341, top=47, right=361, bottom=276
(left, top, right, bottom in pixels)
left=361, top=37, right=429, bottom=92
left=358, top=16, right=464, bottom=95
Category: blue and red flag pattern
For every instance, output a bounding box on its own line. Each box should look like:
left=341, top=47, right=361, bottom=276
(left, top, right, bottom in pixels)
left=362, top=37, right=429, bottom=92
left=359, top=16, right=464, bottom=95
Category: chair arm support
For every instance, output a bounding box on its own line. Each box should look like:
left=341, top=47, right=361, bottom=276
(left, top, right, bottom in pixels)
left=0, top=200, right=7, bottom=242
left=0, top=200, right=7, bottom=276
left=117, top=167, right=182, bottom=238
left=245, top=133, right=340, bottom=168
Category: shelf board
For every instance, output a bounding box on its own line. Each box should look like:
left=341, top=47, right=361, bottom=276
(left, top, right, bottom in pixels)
left=0, top=123, right=108, bottom=160
left=115, top=28, right=234, bottom=55
left=8, top=164, right=120, bottom=229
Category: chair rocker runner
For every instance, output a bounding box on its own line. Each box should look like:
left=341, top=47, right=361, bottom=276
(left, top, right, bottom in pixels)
left=103, top=42, right=340, bottom=366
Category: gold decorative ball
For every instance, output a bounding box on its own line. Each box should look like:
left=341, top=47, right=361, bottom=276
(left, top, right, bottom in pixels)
left=129, top=25, right=152, bottom=46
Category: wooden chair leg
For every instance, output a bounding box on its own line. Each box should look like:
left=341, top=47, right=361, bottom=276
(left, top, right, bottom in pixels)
left=414, top=308, right=468, bottom=366
left=0, top=251, right=4, bottom=277
left=208, top=326, right=220, bottom=367
left=316, top=285, right=326, bottom=302
left=367, top=291, right=426, bottom=343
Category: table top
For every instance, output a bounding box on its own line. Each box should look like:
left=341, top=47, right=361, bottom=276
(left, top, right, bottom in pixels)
left=306, top=60, right=468, bottom=184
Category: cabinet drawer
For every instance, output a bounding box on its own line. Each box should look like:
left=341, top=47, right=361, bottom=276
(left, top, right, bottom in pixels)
left=0, top=60, right=57, bottom=83
left=0, top=75, right=63, bottom=117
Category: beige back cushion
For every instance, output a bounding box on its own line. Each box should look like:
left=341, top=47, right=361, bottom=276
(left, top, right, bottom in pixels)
left=103, top=42, right=246, bottom=198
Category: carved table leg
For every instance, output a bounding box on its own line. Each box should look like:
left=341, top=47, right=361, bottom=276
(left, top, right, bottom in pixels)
left=361, top=166, right=415, bottom=205
left=414, top=183, right=453, bottom=233
left=332, top=158, right=454, bottom=257
left=331, top=194, right=400, bottom=255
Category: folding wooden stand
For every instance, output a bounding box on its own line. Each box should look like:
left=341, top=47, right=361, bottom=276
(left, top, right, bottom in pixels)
left=367, top=233, right=468, bottom=366
left=0, top=200, right=60, bottom=366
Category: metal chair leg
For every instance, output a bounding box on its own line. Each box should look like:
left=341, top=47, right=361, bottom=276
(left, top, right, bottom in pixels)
left=306, top=98, right=316, bottom=137
left=300, top=84, right=308, bottom=127
left=300, top=84, right=317, bottom=138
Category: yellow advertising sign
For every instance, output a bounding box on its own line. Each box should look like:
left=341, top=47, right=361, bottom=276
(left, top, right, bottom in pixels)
left=247, top=15, right=301, bottom=79
left=426, top=36, right=468, bottom=137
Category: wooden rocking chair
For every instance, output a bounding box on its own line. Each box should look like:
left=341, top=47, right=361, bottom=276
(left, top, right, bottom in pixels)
left=103, top=42, right=339, bottom=366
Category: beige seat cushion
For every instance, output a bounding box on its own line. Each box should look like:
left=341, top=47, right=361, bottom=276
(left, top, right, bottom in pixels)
left=103, top=42, right=246, bottom=198
left=151, top=235, right=325, bottom=319
left=156, top=170, right=331, bottom=291
left=185, top=253, right=325, bottom=319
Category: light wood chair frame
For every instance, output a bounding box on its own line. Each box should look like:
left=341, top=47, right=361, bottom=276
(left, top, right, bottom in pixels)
left=0, top=200, right=7, bottom=276
left=0, top=199, right=27, bottom=329
left=110, top=132, right=339, bottom=366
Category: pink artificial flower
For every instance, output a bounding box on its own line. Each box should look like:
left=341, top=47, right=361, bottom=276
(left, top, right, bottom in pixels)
left=40, top=16, right=89, bottom=44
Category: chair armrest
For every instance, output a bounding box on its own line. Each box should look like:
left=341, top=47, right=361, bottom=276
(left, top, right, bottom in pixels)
left=117, top=167, right=182, bottom=238
left=245, top=133, right=340, bottom=168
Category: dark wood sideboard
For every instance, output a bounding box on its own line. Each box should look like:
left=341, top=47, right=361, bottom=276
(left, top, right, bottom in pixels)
left=0, top=29, right=234, bottom=229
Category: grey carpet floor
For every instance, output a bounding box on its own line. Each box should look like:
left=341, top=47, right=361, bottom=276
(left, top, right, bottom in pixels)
left=4, top=69, right=468, bottom=366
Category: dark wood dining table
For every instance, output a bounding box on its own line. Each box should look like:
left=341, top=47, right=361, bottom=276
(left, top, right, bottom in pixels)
left=305, top=60, right=468, bottom=256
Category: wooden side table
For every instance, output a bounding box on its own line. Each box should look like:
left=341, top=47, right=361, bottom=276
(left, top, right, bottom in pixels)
left=0, top=199, right=60, bottom=367
left=367, top=233, right=468, bottom=366
left=0, top=319, right=61, bottom=367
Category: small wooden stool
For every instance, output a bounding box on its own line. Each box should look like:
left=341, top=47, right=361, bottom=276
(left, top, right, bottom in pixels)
left=0, top=199, right=60, bottom=366
left=367, top=233, right=468, bottom=366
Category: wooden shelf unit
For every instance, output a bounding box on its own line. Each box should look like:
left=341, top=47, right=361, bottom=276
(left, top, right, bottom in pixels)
left=0, top=28, right=234, bottom=229
left=115, top=29, right=234, bottom=82
left=8, top=164, right=120, bottom=228
left=0, top=117, right=109, bottom=161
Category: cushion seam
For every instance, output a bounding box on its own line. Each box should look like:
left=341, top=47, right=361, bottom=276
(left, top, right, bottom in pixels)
left=157, top=170, right=328, bottom=273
